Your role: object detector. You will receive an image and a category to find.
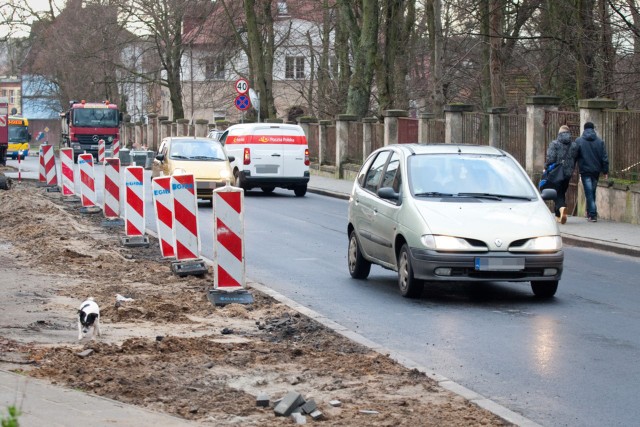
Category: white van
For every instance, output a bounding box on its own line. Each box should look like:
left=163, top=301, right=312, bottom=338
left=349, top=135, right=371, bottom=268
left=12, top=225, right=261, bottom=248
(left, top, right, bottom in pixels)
left=220, top=123, right=310, bottom=197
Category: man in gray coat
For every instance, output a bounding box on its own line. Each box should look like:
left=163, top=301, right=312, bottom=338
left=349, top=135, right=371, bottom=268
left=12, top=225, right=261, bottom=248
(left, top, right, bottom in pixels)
left=575, top=122, right=609, bottom=222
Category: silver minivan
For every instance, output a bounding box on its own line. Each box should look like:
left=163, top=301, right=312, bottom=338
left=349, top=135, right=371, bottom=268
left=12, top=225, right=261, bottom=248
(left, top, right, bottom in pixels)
left=220, top=123, right=310, bottom=196
left=347, top=144, right=564, bottom=298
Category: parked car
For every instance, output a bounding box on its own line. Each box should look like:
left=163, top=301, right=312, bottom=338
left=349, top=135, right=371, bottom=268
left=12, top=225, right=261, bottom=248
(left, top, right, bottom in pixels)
left=207, top=129, right=224, bottom=142
left=152, top=137, right=234, bottom=204
left=219, top=123, right=310, bottom=196
left=347, top=144, right=563, bottom=299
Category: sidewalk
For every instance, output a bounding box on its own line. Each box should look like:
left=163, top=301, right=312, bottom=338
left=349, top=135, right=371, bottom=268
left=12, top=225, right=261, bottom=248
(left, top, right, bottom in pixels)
left=0, top=370, right=194, bottom=426
left=307, top=173, right=640, bottom=258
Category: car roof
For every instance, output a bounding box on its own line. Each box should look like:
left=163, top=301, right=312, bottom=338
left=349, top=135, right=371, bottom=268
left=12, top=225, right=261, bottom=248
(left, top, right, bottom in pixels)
left=164, top=137, right=219, bottom=143
left=225, top=123, right=304, bottom=132
left=386, top=143, right=506, bottom=156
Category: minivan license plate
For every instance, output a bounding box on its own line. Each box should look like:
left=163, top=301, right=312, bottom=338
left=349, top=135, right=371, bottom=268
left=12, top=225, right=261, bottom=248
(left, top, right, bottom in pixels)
left=475, top=257, right=525, bottom=271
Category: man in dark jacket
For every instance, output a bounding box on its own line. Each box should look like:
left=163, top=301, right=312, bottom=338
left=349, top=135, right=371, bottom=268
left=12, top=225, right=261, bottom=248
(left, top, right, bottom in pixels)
left=575, top=122, right=609, bottom=222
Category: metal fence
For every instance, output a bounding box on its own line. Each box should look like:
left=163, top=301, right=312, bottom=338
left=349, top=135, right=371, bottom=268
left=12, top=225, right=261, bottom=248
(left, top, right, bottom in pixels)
left=426, top=119, right=445, bottom=143
left=307, top=123, right=320, bottom=163
left=499, top=114, right=527, bottom=167
left=461, top=112, right=489, bottom=145
left=603, top=110, right=640, bottom=180
left=346, top=120, right=363, bottom=162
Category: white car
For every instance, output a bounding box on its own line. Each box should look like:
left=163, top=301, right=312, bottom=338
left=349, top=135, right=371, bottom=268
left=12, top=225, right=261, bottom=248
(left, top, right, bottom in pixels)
left=347, top=144, right=564, bottom=298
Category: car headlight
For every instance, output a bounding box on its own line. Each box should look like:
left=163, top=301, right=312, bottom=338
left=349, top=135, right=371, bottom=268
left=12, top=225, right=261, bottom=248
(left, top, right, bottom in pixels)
left=510, top=236, right=562, bottom=252
left=220, top=168, right=231, bottom=179
left=420, top=235, right=486, bottom=252
left=172, top=168, right=187, bottom=175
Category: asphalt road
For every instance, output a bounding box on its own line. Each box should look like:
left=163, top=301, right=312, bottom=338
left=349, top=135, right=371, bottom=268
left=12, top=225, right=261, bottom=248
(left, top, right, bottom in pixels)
left=12, top=157, right=640, bottom=426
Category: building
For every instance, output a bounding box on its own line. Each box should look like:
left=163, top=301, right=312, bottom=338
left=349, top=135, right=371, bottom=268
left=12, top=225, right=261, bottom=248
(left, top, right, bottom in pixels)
left=0, top=75, right=22, bottom=115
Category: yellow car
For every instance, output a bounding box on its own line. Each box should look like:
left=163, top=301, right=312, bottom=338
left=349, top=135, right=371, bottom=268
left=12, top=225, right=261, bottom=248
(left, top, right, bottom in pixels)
left=152, top=137, right=235, bottom=205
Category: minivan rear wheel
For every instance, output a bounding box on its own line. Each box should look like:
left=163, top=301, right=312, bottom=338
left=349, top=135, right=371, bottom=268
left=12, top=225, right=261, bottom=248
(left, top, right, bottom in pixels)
left=398, top=244, right=423, bottom=298
left=531, top=280, right=558, bottom=298
left=294, top=185, right=307, bottom=197
left=348, top=230, right=371, bottom=279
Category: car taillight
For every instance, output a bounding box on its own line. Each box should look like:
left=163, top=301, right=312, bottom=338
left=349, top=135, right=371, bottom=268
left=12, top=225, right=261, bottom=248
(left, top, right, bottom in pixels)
left=304, top=148, right=310, bottom=166
left=243, top=147, right=251, bottom=165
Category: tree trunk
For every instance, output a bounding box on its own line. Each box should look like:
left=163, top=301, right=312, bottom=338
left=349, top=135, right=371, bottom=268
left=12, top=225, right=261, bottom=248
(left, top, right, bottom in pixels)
left=489, top=0, right=505, bottom=107
left=426, top=0, right=445, bottom=117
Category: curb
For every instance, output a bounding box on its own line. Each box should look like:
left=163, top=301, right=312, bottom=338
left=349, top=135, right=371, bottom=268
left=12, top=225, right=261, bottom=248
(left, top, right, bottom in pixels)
left=561, top=234, right=640, bottom=258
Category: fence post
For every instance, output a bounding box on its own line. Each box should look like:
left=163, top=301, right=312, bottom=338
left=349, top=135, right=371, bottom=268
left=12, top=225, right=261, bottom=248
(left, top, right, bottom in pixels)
left=122, top=114, right=131, bottom=147
left=362, top=117, right=378, bottom=161
left=383, top=109, right=408, bottom=146
left=195, top=119, right=209, bottom=137
left=419, top=112, right=435, bottom=143
left=297, top=116, right=317, bottom=140
left=176, top=119, right=189, bottom=136
left=578, top=98, right=617, bottom=134
left=488, top=107, right=508, bottom=149
left=336, top=114, right=358, bottom=178
left=160, top=119, right=171, bottom=141
left=444, top=104, right=473, bottom=144
left=318, top=120, right=331, bottom=167
left=526, top=96, right=559, bottom=177
left=126, top=121, right=135, bottom=148
left=147, top=113, right=158, bottom=152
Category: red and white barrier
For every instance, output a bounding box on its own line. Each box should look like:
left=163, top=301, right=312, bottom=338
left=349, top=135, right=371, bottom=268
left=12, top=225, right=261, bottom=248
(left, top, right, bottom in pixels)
left=152, top=176, right=175, bottom=258
left=98, top=139, right=105, bottom=163
left=171, top=174, right=200, bottom=261
left=60, top=148, right=75, bottom=196
left=103, top=158, right=121, bottom=219
left=38, top=148, right=45, bottom=183
left=112, top=139, right=120, bottom=158
left=124, top=166, right=145, bottom=237
left=41, top=144, right=58, bottom=185
left=78, top=153, right=97, bottom=208
left=213, top=186, right=245, bottom=290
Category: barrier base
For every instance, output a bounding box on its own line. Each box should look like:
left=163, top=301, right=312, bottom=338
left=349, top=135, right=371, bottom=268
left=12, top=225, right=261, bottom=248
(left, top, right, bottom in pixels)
left=170, top=259, right=208, bottom=277
left=207, top=289, right=254, bottom=306
left=121, top=235, right=150, bottom=248
left=102, top=218, right=125, bottom=228
left=63, top=196, right=81, bottom=203
left=45, top=186, right=61, bottom=193
left=79, top=206, right=102, bottom=214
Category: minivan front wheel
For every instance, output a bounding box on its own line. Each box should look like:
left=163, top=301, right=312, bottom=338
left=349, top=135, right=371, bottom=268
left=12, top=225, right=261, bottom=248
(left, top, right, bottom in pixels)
left=531, top=280, right=558, bottom=298
left=398, top=244, right=423, bottom=298
left=348, top=231, right=371, bottom=279
left=294, top=184, right=307, bottom=197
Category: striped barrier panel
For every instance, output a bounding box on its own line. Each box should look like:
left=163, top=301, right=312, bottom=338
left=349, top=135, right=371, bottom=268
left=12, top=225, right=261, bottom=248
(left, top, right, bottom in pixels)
left=78, top=153, right=98, bottom=208
left=103, top=158, right=121, bottom=219
left=98, top=139, right=105, bottom=163
left=59, top=148, right=75, bottom=197
left=213, top=186, right=245, bottom=290
left=152, top=176, right=175, bottom=258
left=38, top=148, right=45, bottom=183
left=112, top=139, right=120, bottom=158
left=41, top=144, right=58, bottom=185
left=124, top=166, right=145, bottom=237
left=171, top=174, right=200, bottom=261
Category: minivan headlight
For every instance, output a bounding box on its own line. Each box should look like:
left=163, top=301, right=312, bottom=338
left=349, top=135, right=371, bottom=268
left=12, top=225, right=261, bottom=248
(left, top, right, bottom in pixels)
left=510, top=236, right=562, bottom=252
left=420, top=235, right=486, bottom=252
left=220, top=168, right=231, bottom=179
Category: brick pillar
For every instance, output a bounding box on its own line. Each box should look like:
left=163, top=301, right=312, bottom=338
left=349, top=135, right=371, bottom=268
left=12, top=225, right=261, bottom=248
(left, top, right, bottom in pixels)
left=146, top=113, right=158, bottom=151
left=418, top=112, right=435, bottom=144
left=336, top=114, right=357, bottom=178
left=526, top=96, right=559, bottom=176
left=488, top=107, right=508, bottom=149
left=122, top=114, right=131, bottom=148
left=383, top=109, right=408, bottom=146
left=297, top=116, right=317, bottom=143
left=444, top=104, right=473, bottom=144
left=171, top=122, right=177, bottom=137
left=578, top=98, right=617, bottom=134
left=160, top=120, right=171, bottom=141
left=126, top=122, right=135, bottom=149
left=176, top=119, right=189, bottom=136
left=195, top=119, right=208, bottom=137
left=362, top=117, right=378, bottom=160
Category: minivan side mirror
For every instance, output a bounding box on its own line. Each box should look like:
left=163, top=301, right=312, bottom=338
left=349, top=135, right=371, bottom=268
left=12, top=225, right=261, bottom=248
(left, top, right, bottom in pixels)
left=155, top=154, right=165, bottom=162
left=227, top=155, right=235, bottom=162
left=378, top=187, right=399, bottom=201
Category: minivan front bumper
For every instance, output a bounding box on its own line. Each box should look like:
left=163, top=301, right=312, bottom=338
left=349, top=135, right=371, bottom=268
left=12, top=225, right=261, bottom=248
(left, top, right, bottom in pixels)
left=409, top=247, right=564, bottom=282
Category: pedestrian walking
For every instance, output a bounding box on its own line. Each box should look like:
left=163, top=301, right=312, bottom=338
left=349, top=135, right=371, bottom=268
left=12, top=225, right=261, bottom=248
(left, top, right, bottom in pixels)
left=575, top=122, right=609, bottom=222
left=545, top=125, right=578, bottom=224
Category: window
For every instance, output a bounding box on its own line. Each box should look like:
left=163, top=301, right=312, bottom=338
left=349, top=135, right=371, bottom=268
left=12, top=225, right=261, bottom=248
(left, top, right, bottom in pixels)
left=285, top=56, right=305, bottom=79
left=381, top=152, right=401, bottom=193
left=1, top=89, right=6, bottom=97
left=364, top=151, right=391, bottom=193
left=277, top=1, right=289, bottom=16
left=205, top=56, right=225, bottom=80
left=9, top=90, right=14, bottom=104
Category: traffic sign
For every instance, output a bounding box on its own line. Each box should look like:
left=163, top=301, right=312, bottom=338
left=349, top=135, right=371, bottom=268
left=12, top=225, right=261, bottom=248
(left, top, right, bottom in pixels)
left=234, top=95, right=251, bottom=111
left=235, top=78, right=249, bottom=95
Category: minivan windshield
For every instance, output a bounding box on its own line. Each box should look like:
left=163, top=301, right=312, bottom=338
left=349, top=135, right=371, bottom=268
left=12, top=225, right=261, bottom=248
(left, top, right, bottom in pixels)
left=170, top=139, right=227, bottom=160
left=408, top=154, right=537, bottom=200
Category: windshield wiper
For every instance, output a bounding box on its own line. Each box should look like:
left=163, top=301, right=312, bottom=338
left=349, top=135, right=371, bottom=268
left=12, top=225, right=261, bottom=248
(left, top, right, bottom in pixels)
left=189, top=155, right=220, bottom=160
left=456, top=192, right=533, bottom=201
left=171, top=154, right=189, bottom=159
left=414, top=192, right=455, bottom=197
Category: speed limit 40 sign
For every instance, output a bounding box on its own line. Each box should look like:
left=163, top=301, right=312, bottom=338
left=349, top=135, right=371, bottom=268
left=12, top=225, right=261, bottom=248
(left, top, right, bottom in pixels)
left=235, top=78, right=249, bottom=95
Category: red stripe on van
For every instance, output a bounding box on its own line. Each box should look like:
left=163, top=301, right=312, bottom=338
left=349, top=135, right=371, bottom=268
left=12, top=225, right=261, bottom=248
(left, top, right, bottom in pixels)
left=226, top=135, right=307, bottom=145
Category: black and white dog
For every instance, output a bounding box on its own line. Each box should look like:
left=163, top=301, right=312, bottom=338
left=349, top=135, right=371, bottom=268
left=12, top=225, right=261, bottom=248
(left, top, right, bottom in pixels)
left=77, top=297, right=101, bottom=340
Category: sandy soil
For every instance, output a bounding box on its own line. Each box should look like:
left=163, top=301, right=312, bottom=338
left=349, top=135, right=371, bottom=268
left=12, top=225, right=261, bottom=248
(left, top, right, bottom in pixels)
left=0, top=172, right=510, bottom=426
